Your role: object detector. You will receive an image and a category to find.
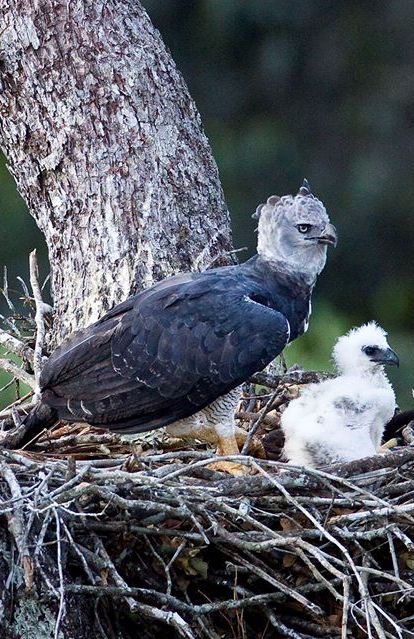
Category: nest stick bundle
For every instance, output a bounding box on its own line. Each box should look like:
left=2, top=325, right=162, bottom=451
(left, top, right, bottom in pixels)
left=0, top=371, right=414, bottom=639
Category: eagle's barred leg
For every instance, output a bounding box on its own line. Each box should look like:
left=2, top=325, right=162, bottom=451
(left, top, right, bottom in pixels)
left=166, top=390, right=249, bottom=474
left=166, top=420, right=220, bottom=445
left=167, top=418, right=265, bottom=458
left=166, top=419, right=241, bottom=454
left=214, top=423, right=240, bottom=456
left=199, top=390, right=248, bottom=474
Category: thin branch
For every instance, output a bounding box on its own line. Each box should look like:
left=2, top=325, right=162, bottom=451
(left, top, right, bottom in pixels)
left=250, top=369, right=334, bottom=389
left=16, top=275, right=31, bottom=298
left=341, top=577, right=351, bottom=639
left=387, top=531, right=400, bottom=581
left=53, top=507, right=66, bottom=639
left=241, top=389, right=282, bottom=455
left=0, top=461, right=34, bottom=590
left=0, top=329, right=34, bottom=363
left=29, top=249, right=48, bottom=399
left=0, top=358, right=35, bottom=388
left=2, top=265, right=15, bottom=311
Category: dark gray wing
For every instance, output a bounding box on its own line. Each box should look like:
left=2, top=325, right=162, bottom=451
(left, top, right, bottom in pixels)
left=41, top=271, right=290, bottom=432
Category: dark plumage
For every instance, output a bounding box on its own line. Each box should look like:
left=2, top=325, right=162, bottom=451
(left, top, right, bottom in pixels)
left=382, top=409, right=414, bottom=444
left=23, top=181, right=337, bottom=459
left=39, top=258, right=306, bottom=432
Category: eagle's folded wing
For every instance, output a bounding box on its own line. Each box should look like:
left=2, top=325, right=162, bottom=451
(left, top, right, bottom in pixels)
left=40, top=273, right=290, bottom=432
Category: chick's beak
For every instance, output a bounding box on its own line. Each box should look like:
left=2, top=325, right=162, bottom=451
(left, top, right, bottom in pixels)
left=317, top=223, right=338, bottom=247
left=373, top=347, right=400, bottom=367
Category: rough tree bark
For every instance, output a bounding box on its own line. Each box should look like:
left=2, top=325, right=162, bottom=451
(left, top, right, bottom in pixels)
left=0, top=0, right=232, bottom=345
left=0, top=1, right=233, bottom=637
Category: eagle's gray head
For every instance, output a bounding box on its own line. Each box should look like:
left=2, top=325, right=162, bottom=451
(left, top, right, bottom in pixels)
left=333, top=322, right=399, bottom=375
left=254, top=179, right=337, bottom=283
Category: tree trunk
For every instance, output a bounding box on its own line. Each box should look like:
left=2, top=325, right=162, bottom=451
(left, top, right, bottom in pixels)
left=0, top=1, right=232, bottom=636
left=0, top=0, right=232, bottom=346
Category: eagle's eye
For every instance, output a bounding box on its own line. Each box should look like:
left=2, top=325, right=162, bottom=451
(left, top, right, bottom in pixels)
left=362, top=346, right=378, bottom=356
left=297, top=224, right=311, bottom=234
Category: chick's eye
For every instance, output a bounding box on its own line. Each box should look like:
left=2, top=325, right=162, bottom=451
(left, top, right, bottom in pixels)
left=363, top=346, right=377, bottom=356
left=297, top=224, right=311, bottom=234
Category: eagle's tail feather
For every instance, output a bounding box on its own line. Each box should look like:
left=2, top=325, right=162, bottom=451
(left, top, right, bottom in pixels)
left=383, top=409, right=414, bottom=442
left=24, top=402, right=58, bottom=432
left=1, top=402, right=58, bottom=449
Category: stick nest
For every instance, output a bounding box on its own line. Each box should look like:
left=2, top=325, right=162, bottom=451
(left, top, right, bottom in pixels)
left=0, top=371, right=414, bottom=639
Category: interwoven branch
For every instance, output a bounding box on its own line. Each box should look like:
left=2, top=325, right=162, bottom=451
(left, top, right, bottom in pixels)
left=0, top=441, right=413, bottom=638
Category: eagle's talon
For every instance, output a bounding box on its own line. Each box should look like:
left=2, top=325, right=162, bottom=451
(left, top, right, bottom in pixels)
left=207, top=460, right=246, bottom=476
left=235, top=428, right=266, bottom=458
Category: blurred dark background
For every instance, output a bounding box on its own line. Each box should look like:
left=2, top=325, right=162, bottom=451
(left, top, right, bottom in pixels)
left=0, top=0, right=413, bottom=405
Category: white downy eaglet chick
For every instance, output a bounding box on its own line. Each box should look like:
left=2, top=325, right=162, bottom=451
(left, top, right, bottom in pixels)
left=281, top=322, right=399, bottom=467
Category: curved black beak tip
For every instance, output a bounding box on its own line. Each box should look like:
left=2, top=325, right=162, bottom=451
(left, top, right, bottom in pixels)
left=317, top=224, right=338, bottom=248
left=383, top=348, right=400, bottom=367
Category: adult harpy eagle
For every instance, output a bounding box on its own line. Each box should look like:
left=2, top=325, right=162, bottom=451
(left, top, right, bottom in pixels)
left=281, top=322, right=399, bottom=467
left=22, top=181, right=336, bottom=469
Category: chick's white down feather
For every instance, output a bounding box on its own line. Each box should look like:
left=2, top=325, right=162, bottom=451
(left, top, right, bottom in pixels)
left=281, top=322, right=397, bottom=467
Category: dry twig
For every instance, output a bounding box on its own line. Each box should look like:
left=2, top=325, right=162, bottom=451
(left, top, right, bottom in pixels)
left=29, top=249, right=49, bottom=399
left=0, top=329, right=34, bottom=363
left=0, top=358, right=35, bottom=389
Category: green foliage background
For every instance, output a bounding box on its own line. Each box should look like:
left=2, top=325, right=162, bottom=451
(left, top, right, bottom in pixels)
left=0, top=0, right=413, bottom=407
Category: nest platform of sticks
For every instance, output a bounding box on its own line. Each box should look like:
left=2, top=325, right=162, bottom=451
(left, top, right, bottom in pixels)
left=0, top=367, right=414, bottom=639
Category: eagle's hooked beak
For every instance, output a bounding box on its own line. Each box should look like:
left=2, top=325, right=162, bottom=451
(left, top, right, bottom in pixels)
left=372, top=347, right=400, bottom=368
left=316, top=223, right=338, bottom=247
